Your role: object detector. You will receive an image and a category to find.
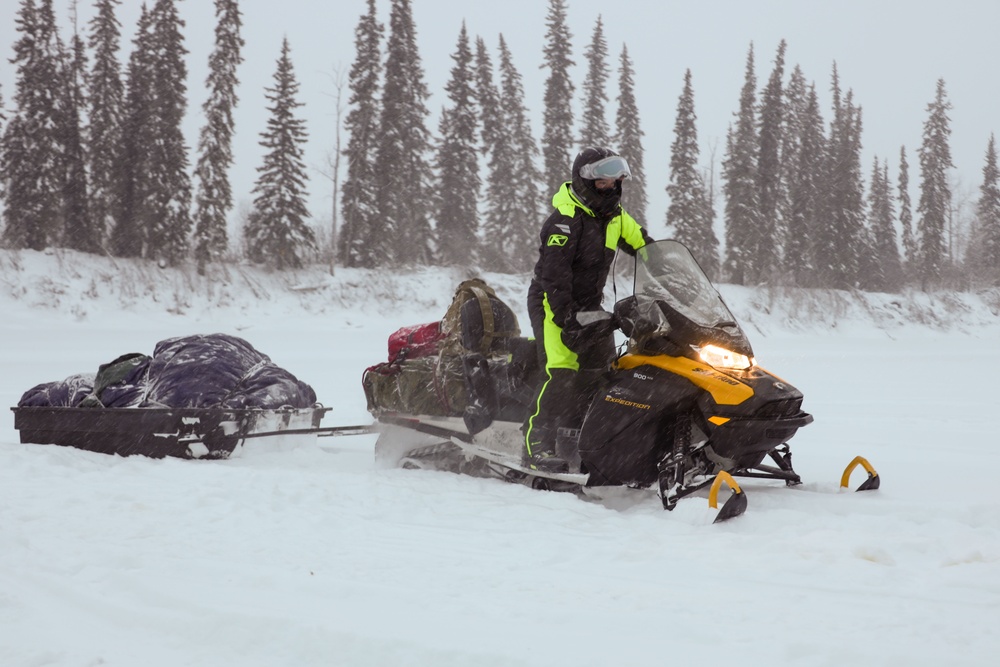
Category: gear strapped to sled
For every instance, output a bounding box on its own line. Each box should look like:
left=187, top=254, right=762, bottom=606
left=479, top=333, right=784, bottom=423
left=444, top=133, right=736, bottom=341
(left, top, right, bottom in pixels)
left=364, top=278, right=523, bottom=417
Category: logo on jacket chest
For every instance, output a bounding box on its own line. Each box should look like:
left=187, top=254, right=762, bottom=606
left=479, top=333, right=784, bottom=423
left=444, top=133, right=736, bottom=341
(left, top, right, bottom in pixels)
left=547, top=234, right=569, bottom=247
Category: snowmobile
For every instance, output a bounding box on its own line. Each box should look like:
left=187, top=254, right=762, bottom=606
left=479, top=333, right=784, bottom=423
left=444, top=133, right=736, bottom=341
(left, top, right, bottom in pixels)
left=372, top=239, right=878, bottom=522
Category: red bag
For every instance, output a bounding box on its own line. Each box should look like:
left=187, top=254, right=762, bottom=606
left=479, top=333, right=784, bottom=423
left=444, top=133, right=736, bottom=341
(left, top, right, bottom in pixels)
left=387, top=321, right=445, bottom=362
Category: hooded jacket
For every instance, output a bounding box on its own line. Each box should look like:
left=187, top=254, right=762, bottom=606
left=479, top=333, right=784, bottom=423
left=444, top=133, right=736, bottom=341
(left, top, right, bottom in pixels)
left=528, top=183, right=651, bottom=331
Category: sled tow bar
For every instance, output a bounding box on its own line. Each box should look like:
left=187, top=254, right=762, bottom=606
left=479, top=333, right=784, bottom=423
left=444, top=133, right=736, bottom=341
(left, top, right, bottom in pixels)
left=236, top=424, right=377, bottom=440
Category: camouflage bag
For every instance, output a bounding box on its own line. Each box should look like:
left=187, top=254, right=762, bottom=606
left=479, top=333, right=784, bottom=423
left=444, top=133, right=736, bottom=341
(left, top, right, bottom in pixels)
left=363, top=354, right=468, bottom=417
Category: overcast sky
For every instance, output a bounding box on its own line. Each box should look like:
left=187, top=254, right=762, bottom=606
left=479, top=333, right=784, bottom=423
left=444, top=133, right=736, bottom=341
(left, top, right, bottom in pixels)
left=2, top=0, right=998, bottom=240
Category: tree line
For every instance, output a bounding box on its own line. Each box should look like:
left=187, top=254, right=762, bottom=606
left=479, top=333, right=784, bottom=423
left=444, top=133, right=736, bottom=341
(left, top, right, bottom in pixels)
left=1, top=0, right=998, bottom=289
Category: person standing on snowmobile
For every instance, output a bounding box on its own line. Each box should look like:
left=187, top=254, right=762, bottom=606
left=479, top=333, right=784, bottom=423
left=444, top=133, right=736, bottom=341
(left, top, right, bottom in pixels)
left=523, top=146, right=652, bottom=473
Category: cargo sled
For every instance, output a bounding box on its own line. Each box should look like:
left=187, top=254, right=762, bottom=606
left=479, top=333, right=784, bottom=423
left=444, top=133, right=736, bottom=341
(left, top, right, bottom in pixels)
left=11, top=404, right=330, bottom=459
left=10, top=333, right=354, bottom=459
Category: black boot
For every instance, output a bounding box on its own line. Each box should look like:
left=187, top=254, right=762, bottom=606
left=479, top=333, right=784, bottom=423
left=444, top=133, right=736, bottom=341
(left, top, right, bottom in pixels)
left=527, top=449, right=569, bottom=474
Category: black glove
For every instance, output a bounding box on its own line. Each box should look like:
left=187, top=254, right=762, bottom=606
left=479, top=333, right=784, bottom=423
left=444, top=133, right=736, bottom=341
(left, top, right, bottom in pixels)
left=562, top=309, right=617, bottom=350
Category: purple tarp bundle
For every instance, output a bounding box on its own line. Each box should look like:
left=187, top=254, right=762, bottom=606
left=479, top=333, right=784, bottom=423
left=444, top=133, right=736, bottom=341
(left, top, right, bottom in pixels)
left=18, top=333, right=316, bottom=410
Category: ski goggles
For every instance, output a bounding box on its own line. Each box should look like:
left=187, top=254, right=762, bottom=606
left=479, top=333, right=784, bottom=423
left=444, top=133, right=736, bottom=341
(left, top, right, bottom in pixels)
left=579, top=155, right=632, bottom=181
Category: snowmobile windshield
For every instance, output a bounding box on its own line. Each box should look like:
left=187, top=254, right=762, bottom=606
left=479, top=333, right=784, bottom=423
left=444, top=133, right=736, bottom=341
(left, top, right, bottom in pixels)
left=631, top=240, right=753, bottom=357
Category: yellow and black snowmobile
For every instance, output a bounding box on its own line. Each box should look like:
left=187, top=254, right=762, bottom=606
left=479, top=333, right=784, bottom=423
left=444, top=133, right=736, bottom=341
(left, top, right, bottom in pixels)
left=372, top=240, right=877, bottom=521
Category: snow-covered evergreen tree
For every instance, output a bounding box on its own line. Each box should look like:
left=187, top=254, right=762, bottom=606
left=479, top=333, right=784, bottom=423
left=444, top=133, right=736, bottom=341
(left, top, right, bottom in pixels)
left=193, top=0, right=244, bottom=274
left=615, top=44, right=646, bottom=224
left=474, top=36, right=514, bottom=272
left=115, top=0, right=191, bottom=264
left=0, top=84, right=5, bottom=204
left=785, top=77, right=825, bottom=286
left=898, top=146, right=916, bottom=282
left=372, top=0, right=433, bottom=266
left=969, top=134, right=1000, bottom=285
left=865, top=158, right=902, bottom=291
left=434, top=23, right=480, bottom=267
left=114, top=4, right=154, bottom=258
left=338, top=0, right=382, bottom=268
left=842, top=91, right=867, bottom=287
left=666, top=69, right=718, bottom=278
left=540, top=0, right=574, bottom=197
left=61, top=28, right=96, bottom=253
left=87, top=0, right=124, bottom=250
left=578, top=15, right=610, bottom=150
left=145, top=0, right=192, bottom=266
left=754, top=40, right=786, bottom=283
left=916, top=78, right=954, bottom=288
left=778, top=65, right=807, bottom=259
left=722, top=44, right=759, bottom=285
left=497, top=35, right=543, bottom=272
left=244, top=38, right=315, bottom=270
left=815, top=67, right=866, bottom=289
left=194, top=0, right=244, bottom=274
left=2, top=0, right=65, bottom=250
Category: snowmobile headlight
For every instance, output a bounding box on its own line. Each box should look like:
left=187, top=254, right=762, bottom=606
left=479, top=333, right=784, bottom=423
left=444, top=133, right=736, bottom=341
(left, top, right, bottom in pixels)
left=695, top=344, right=755, bottom=370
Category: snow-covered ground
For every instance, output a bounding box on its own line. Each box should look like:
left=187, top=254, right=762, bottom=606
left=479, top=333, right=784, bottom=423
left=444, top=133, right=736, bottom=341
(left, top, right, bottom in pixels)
left=1, top=249, right=999, bottom=666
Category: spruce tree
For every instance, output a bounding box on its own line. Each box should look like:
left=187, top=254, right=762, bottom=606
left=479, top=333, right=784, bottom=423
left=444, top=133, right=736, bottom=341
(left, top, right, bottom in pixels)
left=811, top=65, right=843, bottom=287
left=2, top=0, right=65, bottom=250
left=114, top=4, right=154, bottom=258
left=338, top=0, right=382, bottom=268
left=615, top=44, right=646, bottom=224
left=540, top=0, right=574, bottom=197
left=60, top=30, right=97, bottom=253
left=434, top=23, right=480, bottom=266
left=0, top=83, right=5, bottom=200
left=474, top=36, right=515, bottom=272
left=898, top=146, right=916, bottom=282
left=145, top=0, right=192, bottom=265
left=815, top=67, right=866, bottom=289
left=666, top=69, right=718, bottom=277
left=785, top=78, right=825, bottom=286
left=779, top=65, right=807, bottom=253
left=841, top=92, right=867, bottom=287
left=87, top=0, right=124, bottom=251
left=372, top=0, right=433, bottom=265
left=497, top=34, right=543, bottom=272
left=578, top=15, right=610, bottom=149
left=754, top=40, right=786, bottom=283
left=722, top=44, right=759, bottom=285
left=865, top=158, right=901, bottom=291
left=971, top=134, right=1000, bottom=285
left=193, top=0, right=244, bottom=274
left=916, top=78, right=954, bottom=288
left=244, top=38, right=315, bottom=270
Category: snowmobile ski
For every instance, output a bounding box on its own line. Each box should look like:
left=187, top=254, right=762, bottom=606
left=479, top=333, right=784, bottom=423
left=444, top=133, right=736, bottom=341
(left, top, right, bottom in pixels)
left=708, top=471, right=748, bottom=523
left=841, top=455, right=880, bottom=491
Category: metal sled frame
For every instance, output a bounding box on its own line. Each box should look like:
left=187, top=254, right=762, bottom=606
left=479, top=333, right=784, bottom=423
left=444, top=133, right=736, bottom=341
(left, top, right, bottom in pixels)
left=10, top=405, right=372, bottom=459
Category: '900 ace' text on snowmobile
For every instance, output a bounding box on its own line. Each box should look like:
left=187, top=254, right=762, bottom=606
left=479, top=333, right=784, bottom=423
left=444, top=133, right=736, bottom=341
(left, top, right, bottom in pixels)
left=372, top=240, right=878, bottom=521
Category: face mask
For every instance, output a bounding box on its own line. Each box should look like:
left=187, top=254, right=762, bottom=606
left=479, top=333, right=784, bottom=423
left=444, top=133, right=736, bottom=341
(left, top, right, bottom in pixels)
left=590, top=182, right=622, bottom=217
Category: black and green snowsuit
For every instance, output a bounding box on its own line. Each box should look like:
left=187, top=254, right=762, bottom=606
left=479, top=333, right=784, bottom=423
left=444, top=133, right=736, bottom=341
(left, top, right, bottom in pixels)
left=523, top=182, right=651, bottom=458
